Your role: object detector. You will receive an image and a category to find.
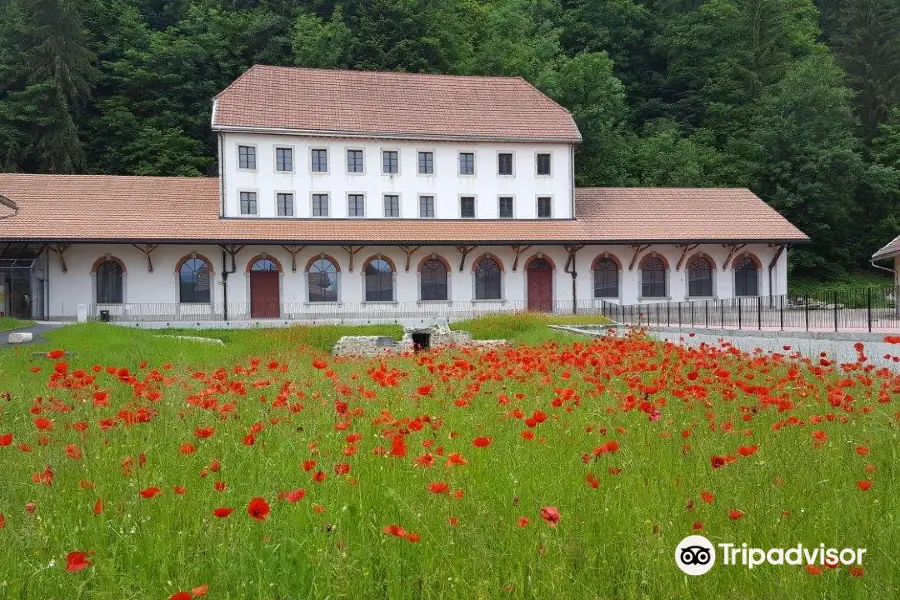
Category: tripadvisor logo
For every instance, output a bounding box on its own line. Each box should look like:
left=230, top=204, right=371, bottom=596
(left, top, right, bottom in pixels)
left=675, top=536, right=867, bottom=576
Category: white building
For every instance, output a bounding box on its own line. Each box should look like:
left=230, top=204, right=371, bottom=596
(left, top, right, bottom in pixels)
left=0, top=66, right=808, bottom=323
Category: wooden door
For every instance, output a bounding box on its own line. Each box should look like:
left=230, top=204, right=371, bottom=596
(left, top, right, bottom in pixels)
left=527, top=262, right=553, bottom=312
left=250, top=271, right=280, bottom=318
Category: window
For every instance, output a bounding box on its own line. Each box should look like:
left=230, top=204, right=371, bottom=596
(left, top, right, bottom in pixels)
left=240, top=191, right=257, bottom=215
left=418, top=151, right=434, bottom=175
left=347, top=149, right=364, bottom=173
left=734, top=256, right=759, bottom=297
left=537, top=197, right=552, bottom=219
left=251, top=258, right=278, bottom=272
left=460, top=196, right=475, bottom=219
left=348, top=194, right=365, bottom=217
left=640, top=256, right=667, bottom=298
left=420, top=258, right=448, bottom=301
left=275, top=148, right=293, bottom=172
left=96, top=260, right=123, bottom=304
left=383, top=194, right=400, bottom=218
left=276, top=193, right=294, bottom=217
left=593, top=257, right=619, bottom=298
left=365, top=258, right=393, bottom=302
left=536, top=153, right=551, bottom=176
left=459, top=152, right=475, bottom=175
left=308, top=257, right=339, bottom=302
left=419, top=195, right=435, bottom=218
left=179, top=257, right=211, bottom=304
left=474, top=256, right=502, bottom=300
left=687, top=255, right=714, bottom=297
left=498, top=197, right=514, bottom=219
left=312, top=193, right=329, bottom=217
left=238, top=145, right=256, bottom=170
left=498, top=153, right=513, bottom=176
left=382, top=150, right=398, bottom=174
left=311, top=149, right=328, bottom=173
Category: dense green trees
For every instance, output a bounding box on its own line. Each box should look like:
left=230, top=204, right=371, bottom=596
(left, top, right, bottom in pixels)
left=0, top=0, right=898, bottom=275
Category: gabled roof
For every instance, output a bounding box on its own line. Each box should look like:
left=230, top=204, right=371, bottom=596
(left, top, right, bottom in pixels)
left=0, top=174, right=809, bottom=246
left=873, top=234, right=900, bottom=261
left=212, top=65, right=582, bottom=143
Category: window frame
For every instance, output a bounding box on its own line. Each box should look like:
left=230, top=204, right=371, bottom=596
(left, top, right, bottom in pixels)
left=382, top=149, right=400, bottom=175
left=346, top=148, right=365, bottom=175
left=237, top=144, right=257, bottom=171
left=383, top=194, right=401, bottom=218
left=535, top=152, right=552, bottom=177
left=497, top=152, right=514, bottom=177
left=275, top=191, right=295, bottom=217
left=417, top=150, right=435, bottom=176
left=640, top=255, right=668, bottom=299
left=473, top=255, right=503, bottom=301
left=734, top=255, right=760, bottom=297
left=363, top=256, right=395, bottom=302
left=95, top=259, right=125, bottom=304
left=419, top=256, right=449, bottom=301
left=347, top=193, right=366, bottom=218
left=419, top=195, right=435, bottom=218
left=498, top=196, right=514, bottom=219
left=686, top=254, right=715, bottom=298
left=239, top=190, right=259, bottom=216
left=178, top=255, right=213, bottom=305
left=536, top=196, right=552, bottom=219
left=274, top=146, right=294, bottom=173
left=458, top=151, right=476, bottom=176
left=459, top=195, right=476, bottom=219
left=310, top=192, right=330, bottom=218
left=592, top=256, right=620, bottom=299
left=310, top=148, right=329, bottom=174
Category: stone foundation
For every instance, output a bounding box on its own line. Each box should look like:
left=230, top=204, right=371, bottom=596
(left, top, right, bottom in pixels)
left=333, top=325, right=506, bottom=357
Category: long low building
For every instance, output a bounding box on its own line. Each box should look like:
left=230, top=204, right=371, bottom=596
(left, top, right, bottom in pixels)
left=0, top=65, right=808, bottom=322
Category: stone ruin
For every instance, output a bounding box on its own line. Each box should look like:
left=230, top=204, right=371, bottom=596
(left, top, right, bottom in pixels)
left=332, top=324, right=506, bottom=357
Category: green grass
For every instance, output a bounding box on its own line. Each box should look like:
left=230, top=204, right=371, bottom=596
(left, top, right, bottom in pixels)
left=453, top=312, right=611, bottom=342
left=0, top=323, right=896, bottom=600
left=789, top=272, right=895, bottom=297
left=0, top=317, right=35, bottom=332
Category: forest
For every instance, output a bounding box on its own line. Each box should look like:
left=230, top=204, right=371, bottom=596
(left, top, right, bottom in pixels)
left=0, top=0, right=898, bottom=278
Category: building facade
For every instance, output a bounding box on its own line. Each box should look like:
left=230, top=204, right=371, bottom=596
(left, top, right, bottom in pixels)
left=0, top=66, right=808, bottom=323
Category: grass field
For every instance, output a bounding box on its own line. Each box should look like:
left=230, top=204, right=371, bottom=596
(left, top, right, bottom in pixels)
left=0, top=318, right=897, bottom=600
left=0, top=316, right=35, bottom=332
left=789, top=272, right=895, bottom=297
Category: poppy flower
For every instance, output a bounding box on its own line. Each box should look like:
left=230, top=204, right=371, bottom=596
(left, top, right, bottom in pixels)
left=170, top=592, right=192, bottom=600
left=312, top=359, right=328, bottom=369
left=711, top=456, right=727, bottom=469
left=447, top=516, right=459, bottom=526
left=539, top=506, right=560, bottom=527
left=212, top=507, right=233, bottom=518
left=406, top=532, right=421, bottom=543
left=139, top=486, right=161, bottom=499
left=473, top=436, right=492, bottom=448
left=700, top=491, right=715, bottom=504
left=737, top=445, right=759, bottom=457
left=247, top=497, right=270, bottom=521
left=284, top=489, right=306, bottom=503
left=382, top=524, right=407, bottom=537
left=416, top=384, right=433, bottom=396
left=0, top=433, right=11, bottom=446
left=312, top=470, right=326, bottom=483
left=192, top=585, right=209, bottom=597
left=692, top=520, right=704, bottom=531
left=194, top=427, right=215, bottom=439
left=65, top=551, right=92, bottom=572
left=806, top=564, right=823, bottom=576
left=334, top=463, right=351, bottom=476
left=855, top=446, right=870, bottom=456
left=585, top=473, right=600, bottom=489
left=47, top=349, right=65, bottom=360
left=728, top=509, right=745, bottom=520
left=302, top=459, right=317, bottom=471
left=173, top=486, right=187, bottom=495
left=0, top=513, right=5, bottom=529
left=445, top=452, right=467, bottom=467
left=428, top=482, right=450, bottom=494
left=849, top=566, right=865, bottom=577
left=856, top=480, right=872, bottom=491
left=214, top=481, right=226, bottom=492
left=93, top=499, right=103, bottom=515
left=517, top=516, right=529, bottom=528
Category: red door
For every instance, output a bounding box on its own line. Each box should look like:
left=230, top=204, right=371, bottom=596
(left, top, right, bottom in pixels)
left=527, top=260, right=553, bottom=312
left=250, top=271, right=280, bottom=318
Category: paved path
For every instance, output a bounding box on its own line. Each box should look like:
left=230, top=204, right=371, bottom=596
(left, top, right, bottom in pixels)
left=0, top=322, right=67, bottom=348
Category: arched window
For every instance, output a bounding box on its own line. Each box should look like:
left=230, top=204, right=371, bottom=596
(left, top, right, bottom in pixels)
left=640, top=256, right=667, bottom=298
left=96, top=260, right=124, bottom=304
left=364, top=257, right=394, bottom=302
left=474, top=256, right=502, bottom=300
left=593, top=257, right=619, bottom=298
left=179, top=256, right=212, bottom=304
left=420, top=258, right=448, bottom=301
left=308, top=257, right=339, bottom=302
left=250, top=258, right=278, bottom=271
left=734, top=255, right=759, bottom=297
left=687, top=255, right=714, bottom=297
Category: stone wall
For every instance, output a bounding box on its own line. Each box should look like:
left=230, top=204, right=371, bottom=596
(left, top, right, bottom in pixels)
left=333, top=325, right=506, bottom=357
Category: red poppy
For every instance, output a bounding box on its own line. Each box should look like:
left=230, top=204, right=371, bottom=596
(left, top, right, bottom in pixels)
left=334, top=463, right=351, bottom=476
left=192, top=585, right=209, bottom=597
left=212, top=507, right=234, bottom=518
left=284, top=489, right=306, bottom=503
left=447, top=516, right=459, bottom=526
left=700, top=491, right=715, bottom=504
left=517, top=516, right=529, bottom=528
left=302, top=459, right=317, bottom=471
left=856, top=480, right=872, bottom=491
left=65, top=551, right=92, bottom=572
left=728, top=509, right=745, bottom=520
left=312, top=359, right=328, bottom=369
left=806, top=564, right=823, bottom=576
left=406, top=532, right=421, bottom=543
left=692, top=520, right=704, bottom=531
left=0, top=433, right=11, bottom=446
left=0, top=513, right=5, bottom=529
left=445, top=452, right=467, bottom=467
left=737, top=445, right=759, bottom=457
left=194, top=427, right=215, bottom=439
left=93, top=499, right=103, bottom=515
left=34, top=417, right=53, bottom=431
left=312, top=470, right=326, bottom=483
left=711, top=456, right=727, bottom=469
left=855, top=446, right=870, bottom=456
left=472, top=436, right=492, bottom=448
left=139, top=486, right=162, bottom=499
left=382, top=524, right=407, bottom=537
left=47, top=349, right=65, bottom=360
left=416, top=384, right=433, bottom=396
left=539, top=506, right=560, bottom=527
left=173, top=486, right=187, bottom=495
left=179, top=443, right=196, bottom=455
left=849, top=566, right=865, bottom=577
left=585, top=473, right=600, bottom=489
left=884, top=335, right=900, bottom=344
left=214, top=481, right=227, bottom=492
left=521, top=430, right=535, bottom=441
left=170, top=592, right=192, bottom=600
left=247, top=497, right=270, bottom=521
left=428, top=482, right=450, bottom=494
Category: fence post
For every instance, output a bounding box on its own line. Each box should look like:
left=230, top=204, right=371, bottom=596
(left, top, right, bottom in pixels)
left=720, top=299, right=724, bottom=328
left=738, top=298, right=742, bottom=330
left=678, top=302, right=683, bottom=327
left=833, top=290, right=838, bottom=332
left=805, top=293, right=810, bottom=332
left=867, top=288, right=872, bottom=333
left=757, top=296, right=762, bottom=330
left=705, top=300, right=709, bottom=328
left=779, top=296, right=784, bottom=331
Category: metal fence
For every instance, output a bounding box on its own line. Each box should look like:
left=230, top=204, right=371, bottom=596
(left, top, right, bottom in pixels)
left=601, top=287, right=899, bottom=332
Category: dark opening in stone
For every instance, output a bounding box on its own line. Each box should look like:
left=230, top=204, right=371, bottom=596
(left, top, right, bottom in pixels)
left=376, top=336, right=396, bottom=348
left=412, top=332, right=431, bottom=351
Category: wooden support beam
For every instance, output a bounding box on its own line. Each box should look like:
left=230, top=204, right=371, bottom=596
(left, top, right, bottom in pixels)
left=510, top=245, right=532, bottom=272
left=768, top=244, right=787, bottom=270
left=722, top=243, right=747, bottom=270
left=44, top=244, right=71, bottom=273
left=628, top=244, right=651, bottom=271
left=340, top=245, right=364, bottom=272
left=563, top=244, right=585, bottom=272
left=398, top=245, right=421, bottom=272
left=675, top=244, right=701, bottom=271
left=455, top=245, right=477, bottom=272
left=279, top=245, right=306, bottom=272
left=218, top=244, right=245, bottom=273
left=130, top=244, right=160, bottom=273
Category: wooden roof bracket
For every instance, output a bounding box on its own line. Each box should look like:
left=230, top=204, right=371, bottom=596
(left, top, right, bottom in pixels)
left=340, top=245, right=364, bottom=272
left=279, top=245, right=307, bottom=272
left=510, top=245, right=532, bottom=272
left=131, top=243, right=160, bottom=273
left=399, top=245, right=421, bottom=272
left=456, top=245, right=477, bottom=272
left=563, top=244, right=585, bottom=274
left=44, top=243, right=71, bottom=273
left=628, top=244, right=651, bottom=271
left=675, top=244, right=701, bottom=271
left=768, top=244, right=787, bottom=271
left=722, top=243, right=747, bottom=270
left=219, top=244, right=245, bottom=273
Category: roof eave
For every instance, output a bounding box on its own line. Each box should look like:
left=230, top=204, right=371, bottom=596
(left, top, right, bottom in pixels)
left=210, top=124, right=582, bottom=144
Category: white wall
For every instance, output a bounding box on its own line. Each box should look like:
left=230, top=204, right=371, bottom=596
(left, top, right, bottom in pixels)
left=46, top=243, right=788, bottom=319
left=221, top=133, right=575, bottom=220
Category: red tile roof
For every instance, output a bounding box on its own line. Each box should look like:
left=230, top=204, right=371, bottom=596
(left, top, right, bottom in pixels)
left=0, top=175, right=809, bottom=245
left=873, top=234, right=900, bottom=261
left=212, top=65, right=582, bottom=142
